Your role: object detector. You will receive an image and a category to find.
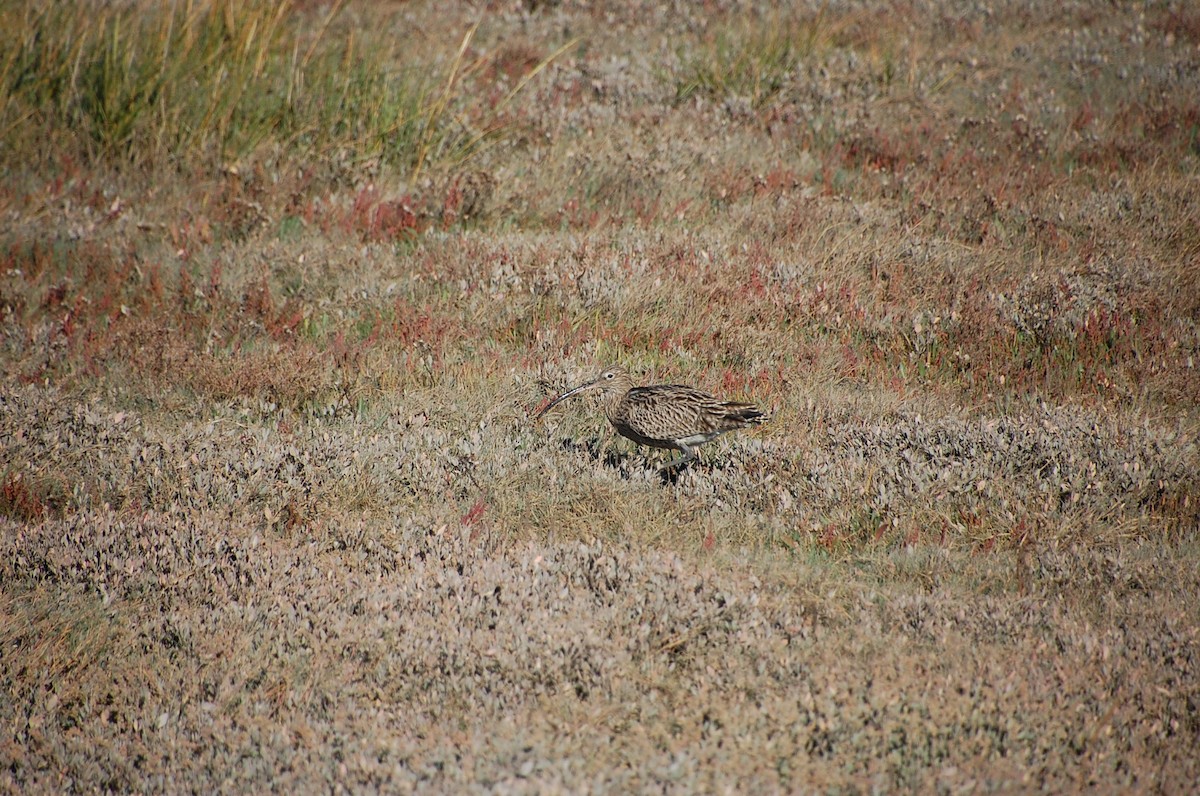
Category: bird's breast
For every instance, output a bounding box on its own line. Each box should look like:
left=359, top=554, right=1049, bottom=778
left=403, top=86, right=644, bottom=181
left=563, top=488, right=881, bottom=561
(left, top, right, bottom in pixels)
left=609, top=419, right=680, bottom=450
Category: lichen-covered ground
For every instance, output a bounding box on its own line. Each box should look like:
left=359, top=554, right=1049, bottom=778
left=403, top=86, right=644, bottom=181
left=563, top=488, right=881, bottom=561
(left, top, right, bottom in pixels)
left=2, top=0, right=1199, bottom=792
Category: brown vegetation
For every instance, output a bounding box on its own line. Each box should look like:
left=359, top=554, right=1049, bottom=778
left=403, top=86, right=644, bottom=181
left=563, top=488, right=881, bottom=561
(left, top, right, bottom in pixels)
left=2, top=0, right=1198, bottom=791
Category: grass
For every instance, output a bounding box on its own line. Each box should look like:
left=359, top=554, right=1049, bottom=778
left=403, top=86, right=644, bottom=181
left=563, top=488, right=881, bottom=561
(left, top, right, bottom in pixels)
left=674, top=7, right=845, bottom=107
left=2, top=0, right=1199, bottom=791
left=0, top=0, right=567, bottom=176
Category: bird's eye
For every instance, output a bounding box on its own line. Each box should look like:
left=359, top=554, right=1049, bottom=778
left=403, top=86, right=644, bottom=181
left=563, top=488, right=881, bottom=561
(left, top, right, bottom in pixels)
left=605, top=372, right=614, bottom=379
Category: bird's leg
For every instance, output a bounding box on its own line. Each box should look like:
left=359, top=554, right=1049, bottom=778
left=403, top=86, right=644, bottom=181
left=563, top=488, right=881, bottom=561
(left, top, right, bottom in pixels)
left=597, top=426, right=612, bottom=465
left=660, top=444, right=696, bottom=472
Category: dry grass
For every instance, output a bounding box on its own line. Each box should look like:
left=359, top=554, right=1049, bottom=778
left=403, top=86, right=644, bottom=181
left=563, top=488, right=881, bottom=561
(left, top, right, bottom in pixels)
left=2, top=0, right=1199, bottom=791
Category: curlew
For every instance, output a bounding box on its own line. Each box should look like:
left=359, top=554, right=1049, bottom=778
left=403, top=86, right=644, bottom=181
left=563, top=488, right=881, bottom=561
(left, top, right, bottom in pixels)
left=532, top=365, right=768, bottom=471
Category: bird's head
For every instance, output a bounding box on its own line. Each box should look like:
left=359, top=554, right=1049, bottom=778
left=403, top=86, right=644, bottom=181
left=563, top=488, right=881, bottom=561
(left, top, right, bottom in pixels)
left=532, top=365, right=631, bottom=420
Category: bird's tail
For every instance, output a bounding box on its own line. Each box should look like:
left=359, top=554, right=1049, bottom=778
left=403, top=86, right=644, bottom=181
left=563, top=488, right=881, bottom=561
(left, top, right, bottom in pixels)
left=722, top=402, right=768, bottom=426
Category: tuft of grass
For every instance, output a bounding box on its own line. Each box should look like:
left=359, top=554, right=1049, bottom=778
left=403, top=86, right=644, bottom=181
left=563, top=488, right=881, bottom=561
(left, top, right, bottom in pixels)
left=0, top=0, right=566, bottom=176
left=674, top=8, right=841, bottom=107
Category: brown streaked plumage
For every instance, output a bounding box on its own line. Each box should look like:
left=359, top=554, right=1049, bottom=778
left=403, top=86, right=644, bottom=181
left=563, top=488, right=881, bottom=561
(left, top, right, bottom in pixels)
left=532, top=365, right=768, bottom=470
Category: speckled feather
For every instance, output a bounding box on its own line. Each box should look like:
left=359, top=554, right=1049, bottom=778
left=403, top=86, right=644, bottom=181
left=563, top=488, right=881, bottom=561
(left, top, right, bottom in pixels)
left=534, top=365, right=768, bottom=468
left=613, top=385, right=765, bottom=448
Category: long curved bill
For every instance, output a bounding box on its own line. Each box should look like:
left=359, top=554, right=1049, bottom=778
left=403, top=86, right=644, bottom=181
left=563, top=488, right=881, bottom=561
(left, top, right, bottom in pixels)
left=531, top=380, right=598, bottom=421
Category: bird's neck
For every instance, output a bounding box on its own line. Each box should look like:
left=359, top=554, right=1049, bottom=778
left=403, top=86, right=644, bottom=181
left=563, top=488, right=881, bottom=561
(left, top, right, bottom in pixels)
left=602, top=386, right=629, bottom=420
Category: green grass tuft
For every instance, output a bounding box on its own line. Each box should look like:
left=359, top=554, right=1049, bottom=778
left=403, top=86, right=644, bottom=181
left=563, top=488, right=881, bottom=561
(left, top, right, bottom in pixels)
left=675, top=9, right=840, bottom=107
left=0, top=0, right=559, bottom=175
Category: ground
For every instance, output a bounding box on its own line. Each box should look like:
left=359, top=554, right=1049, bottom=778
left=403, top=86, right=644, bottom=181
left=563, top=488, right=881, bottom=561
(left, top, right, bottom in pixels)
left=1, top=0, right=1198, bottom=792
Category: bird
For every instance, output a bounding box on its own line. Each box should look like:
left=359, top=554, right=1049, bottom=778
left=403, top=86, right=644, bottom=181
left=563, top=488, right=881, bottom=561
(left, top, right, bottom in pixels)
left=532, top=365, right=768, bottom=471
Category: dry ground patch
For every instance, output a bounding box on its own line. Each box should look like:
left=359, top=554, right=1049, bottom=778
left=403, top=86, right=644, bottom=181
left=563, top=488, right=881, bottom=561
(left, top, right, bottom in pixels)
left=2, top=0, right=1199, bottom=792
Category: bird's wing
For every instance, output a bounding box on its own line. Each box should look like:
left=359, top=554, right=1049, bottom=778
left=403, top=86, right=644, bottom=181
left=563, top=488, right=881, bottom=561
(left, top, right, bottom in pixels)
left=620, top=386, right=713, bottom=440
